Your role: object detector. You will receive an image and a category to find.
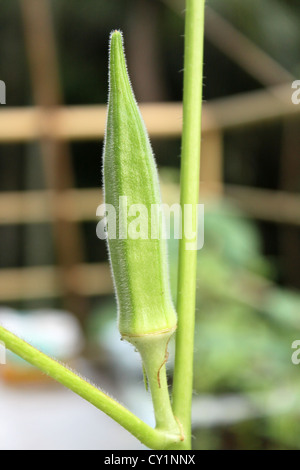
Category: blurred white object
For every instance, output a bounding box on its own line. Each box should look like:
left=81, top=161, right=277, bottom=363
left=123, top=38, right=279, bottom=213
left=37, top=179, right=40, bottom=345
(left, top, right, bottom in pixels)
left=0, top=308, right=144, bottom=449
left=0, top=380, right=143, bottom=450
left=0, top=308, right=84, bottom=361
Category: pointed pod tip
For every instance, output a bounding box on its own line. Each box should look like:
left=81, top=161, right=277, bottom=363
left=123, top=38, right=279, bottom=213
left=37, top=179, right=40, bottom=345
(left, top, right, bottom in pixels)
left=110, top=29, right=123, bottom=42
left=109, top=30, right=124, bottom=57
left=109, top=29, right=127, bottom=87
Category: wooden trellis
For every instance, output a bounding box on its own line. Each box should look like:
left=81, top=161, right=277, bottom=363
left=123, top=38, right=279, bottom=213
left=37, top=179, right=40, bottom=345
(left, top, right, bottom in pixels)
left=1, top=0, right=299, bottom=304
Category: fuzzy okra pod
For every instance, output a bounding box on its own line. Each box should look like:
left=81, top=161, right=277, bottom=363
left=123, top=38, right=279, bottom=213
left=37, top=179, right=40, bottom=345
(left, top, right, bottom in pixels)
left=103, top=31, right=179, bottom=434
left=103, top=31, right=177, bottom=343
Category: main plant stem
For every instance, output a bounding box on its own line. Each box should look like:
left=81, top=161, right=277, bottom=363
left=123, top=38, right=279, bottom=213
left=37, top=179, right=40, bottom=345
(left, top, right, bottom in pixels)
left=172, top=0, right=205, bottom=449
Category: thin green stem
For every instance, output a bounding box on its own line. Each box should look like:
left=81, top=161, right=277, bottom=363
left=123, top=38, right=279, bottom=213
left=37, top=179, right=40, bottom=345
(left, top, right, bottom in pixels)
left=172, top=0, right=205, bottom=449
left=0, top=326, right=181, bottom=450
left=131, top=332, right=180, bottom=436
left=147, top=362, right=178, bottom=433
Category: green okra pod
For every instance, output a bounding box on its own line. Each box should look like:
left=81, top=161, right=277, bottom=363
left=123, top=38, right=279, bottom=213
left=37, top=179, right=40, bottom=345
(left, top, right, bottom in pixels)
left=103, top=30, right=177, bottom=342
left=102, top=31, right=179, bottom=434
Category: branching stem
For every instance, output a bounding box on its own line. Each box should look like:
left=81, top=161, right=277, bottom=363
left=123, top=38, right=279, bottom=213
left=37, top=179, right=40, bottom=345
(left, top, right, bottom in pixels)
left=0, top=326, right=181, bottom=449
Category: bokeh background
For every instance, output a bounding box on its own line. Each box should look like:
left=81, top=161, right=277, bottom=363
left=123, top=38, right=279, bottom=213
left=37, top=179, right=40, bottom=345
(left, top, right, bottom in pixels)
left=0, top=0, right=300, bottom=450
